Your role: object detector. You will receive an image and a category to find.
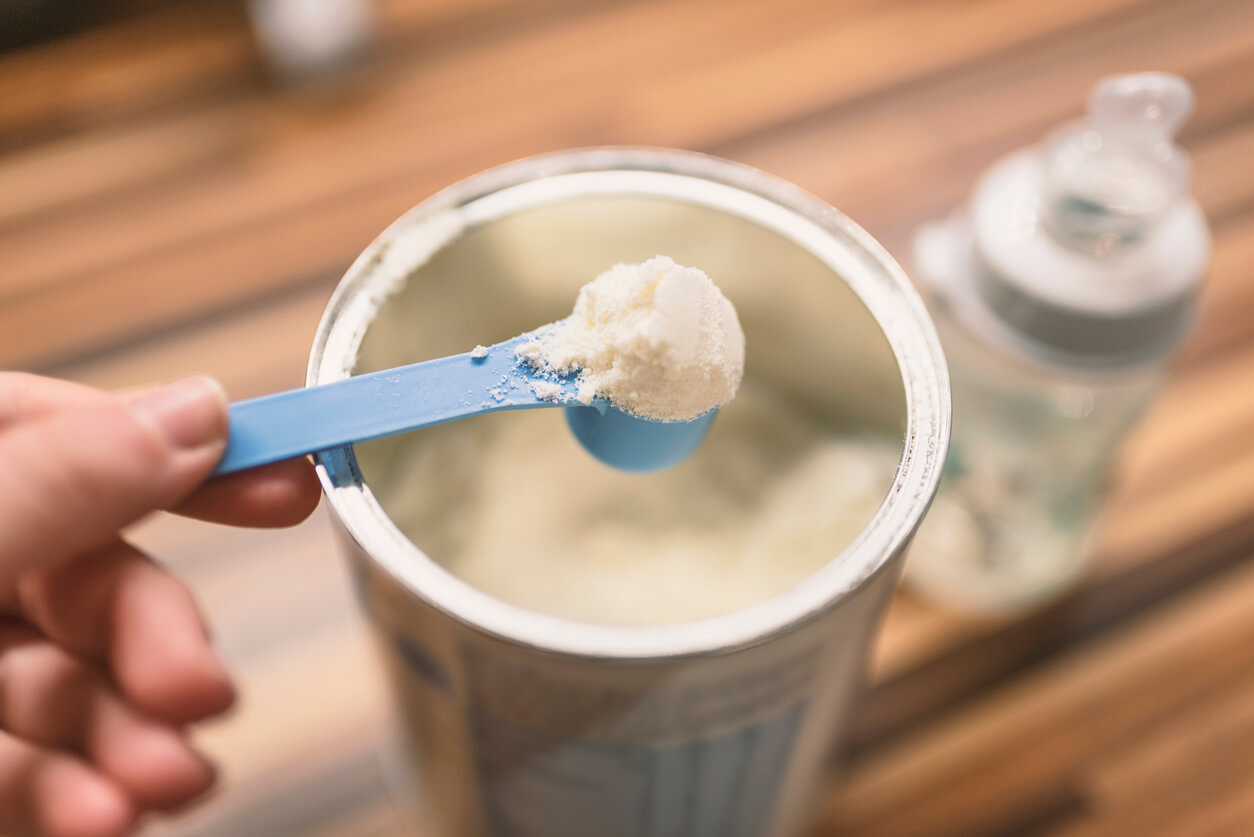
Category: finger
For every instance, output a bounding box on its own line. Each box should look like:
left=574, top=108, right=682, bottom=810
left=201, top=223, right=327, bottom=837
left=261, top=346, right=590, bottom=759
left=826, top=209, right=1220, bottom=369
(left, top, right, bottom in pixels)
left=0, top=376, right=228, bottom=576
left=174, top=456, right=321, bottom=527
left=16, top=541, right=235, bottom=724
left=0, top=730, right=136, bottom=837
left=0, top=373, right=112, bottom=430
left=0, top=373, right=320, bottom=528
left=0, top=621, right=216, bottom=809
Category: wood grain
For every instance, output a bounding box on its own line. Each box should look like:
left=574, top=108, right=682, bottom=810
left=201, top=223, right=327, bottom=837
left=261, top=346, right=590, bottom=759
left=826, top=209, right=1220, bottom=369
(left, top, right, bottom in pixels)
left=829, top=557, right=1254, bottom=837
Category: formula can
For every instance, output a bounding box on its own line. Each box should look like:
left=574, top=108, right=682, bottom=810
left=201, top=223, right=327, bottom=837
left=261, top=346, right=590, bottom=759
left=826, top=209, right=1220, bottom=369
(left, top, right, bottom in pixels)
left=309, top=148, right=950, bottom=837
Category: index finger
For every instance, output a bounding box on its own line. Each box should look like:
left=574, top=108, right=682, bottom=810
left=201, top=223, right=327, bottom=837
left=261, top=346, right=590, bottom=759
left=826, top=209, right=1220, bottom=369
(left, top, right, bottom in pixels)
left=0, top=373, right=107, bottom=429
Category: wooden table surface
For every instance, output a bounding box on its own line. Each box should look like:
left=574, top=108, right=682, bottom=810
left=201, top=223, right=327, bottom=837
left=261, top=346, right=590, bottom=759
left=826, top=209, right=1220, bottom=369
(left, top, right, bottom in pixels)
left=3, top=1, right=1253, bottom=835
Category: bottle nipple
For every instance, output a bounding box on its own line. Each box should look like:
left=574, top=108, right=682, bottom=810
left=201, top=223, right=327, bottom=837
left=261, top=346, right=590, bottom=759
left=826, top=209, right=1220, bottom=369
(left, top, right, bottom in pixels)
left=1042, top=73, right=1194, bottom=257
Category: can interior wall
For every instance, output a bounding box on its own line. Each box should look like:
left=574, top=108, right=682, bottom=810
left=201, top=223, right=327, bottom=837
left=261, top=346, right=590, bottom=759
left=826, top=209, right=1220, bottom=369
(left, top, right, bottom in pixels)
left=355, top=193, right=906, bottom=618
left=309, top=150, right=949, bottom=837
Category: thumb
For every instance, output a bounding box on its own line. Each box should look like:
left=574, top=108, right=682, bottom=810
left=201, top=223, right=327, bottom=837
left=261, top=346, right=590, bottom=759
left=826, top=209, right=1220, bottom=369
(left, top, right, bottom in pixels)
left=0, top=376, right=228, bottom=576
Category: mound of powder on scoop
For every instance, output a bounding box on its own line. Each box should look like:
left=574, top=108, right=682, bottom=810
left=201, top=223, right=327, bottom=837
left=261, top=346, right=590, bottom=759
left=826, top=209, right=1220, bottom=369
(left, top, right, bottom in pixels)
left=518, top=256, right=745, bottom=421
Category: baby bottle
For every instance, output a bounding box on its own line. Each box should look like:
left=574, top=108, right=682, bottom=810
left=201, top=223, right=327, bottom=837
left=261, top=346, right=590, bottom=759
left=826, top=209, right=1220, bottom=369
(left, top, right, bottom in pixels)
left=904, top=73, right=1209, bottom=613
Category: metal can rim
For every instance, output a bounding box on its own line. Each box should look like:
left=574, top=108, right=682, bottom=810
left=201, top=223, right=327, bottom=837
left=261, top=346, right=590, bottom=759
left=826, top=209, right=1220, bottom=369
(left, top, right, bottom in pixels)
left=308, top=147, right=951, bottom=661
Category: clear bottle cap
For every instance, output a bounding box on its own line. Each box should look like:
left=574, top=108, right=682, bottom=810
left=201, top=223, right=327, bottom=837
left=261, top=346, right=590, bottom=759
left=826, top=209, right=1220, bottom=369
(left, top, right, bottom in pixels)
left=953, top=72, right=1209, bottom=367
left=1043, top=73, right=1193, bottom=256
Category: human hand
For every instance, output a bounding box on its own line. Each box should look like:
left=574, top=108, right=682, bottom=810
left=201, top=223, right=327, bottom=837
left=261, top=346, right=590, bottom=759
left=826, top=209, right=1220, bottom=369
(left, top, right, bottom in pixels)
left=0, top=373, right=322, bottom=837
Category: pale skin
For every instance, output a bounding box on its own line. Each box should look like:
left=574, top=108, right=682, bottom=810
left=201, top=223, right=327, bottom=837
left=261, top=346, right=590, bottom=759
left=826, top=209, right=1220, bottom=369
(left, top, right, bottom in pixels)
left=0, top=373, right=322, bottom=837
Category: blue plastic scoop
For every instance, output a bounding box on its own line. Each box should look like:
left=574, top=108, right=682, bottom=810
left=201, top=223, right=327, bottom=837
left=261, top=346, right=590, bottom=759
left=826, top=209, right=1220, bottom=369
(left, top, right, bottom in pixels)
left=213, top=331, right=717, bottom=476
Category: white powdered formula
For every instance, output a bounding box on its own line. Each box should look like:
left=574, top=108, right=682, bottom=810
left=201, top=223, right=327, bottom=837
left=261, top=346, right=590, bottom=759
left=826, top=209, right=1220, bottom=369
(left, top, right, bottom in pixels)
left=374, top=381, right=902, bottom=626
left=517, top=256, right=745, bottom=420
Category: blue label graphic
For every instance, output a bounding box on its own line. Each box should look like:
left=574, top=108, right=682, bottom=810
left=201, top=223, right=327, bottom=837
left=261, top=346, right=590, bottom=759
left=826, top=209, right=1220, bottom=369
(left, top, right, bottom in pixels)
left=471, top=700, right=808, bottom=837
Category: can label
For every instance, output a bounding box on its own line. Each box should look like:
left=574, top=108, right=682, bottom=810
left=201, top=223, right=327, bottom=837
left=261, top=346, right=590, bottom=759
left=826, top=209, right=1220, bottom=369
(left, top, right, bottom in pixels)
left=453, top=641, right=821, bottom=837
left=471, top=698, right=807, bottom=837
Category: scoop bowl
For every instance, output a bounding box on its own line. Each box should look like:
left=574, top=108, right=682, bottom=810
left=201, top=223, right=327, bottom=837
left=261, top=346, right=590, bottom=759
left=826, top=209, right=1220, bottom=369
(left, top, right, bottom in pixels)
left=565, top=402, right=717, bottom=473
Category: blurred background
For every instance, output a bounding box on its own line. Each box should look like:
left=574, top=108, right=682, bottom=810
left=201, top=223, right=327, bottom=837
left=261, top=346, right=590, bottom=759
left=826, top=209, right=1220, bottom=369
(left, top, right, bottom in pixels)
left=1, top=0, right=1253, bottom=835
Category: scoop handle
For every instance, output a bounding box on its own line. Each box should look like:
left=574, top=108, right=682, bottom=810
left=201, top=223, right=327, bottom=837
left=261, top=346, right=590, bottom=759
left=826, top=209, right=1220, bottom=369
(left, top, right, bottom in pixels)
left=213, top=335, right=559, bottom=475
